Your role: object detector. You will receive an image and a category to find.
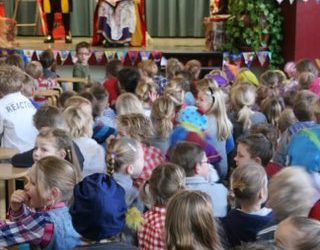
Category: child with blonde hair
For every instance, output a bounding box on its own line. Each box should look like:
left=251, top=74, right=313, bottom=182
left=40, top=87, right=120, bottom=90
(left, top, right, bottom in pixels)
left=0, top=156, right=81, bottom=249
left=150, top=97, right=175, bottom=155
left=230, top=83, right=267, bottom=141
left=63, top=106, right=106, bottom=177
left=0, top=65, right=38, bottom=152
left=197, top=80, right=233, bottom=179
left=170, top=141, right=228, bottom=217
left=222, top=163, right=272, bottom=247
left=117, top=113, right=164, bottom=188
left=165, top=190, right=223, bottom=250
left=166, top=58, right=184, bottom=82
left=275, top=216, right=320, bottom=250
left=185, top=59, right=201, bottom=81
left=106, top=137, right=145, bottom=212
left=164, top=77, right=186, bottom=116
left=116, top=92, right=144, bottom=116
left=138, top=163, right=185, bottom=250
left=260, top=96, right=284, bottom=128
left=135, top=79, right=158, bottom=117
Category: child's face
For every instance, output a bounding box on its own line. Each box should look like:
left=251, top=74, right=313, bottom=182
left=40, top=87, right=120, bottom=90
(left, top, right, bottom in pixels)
left=197, top=154, right=209, bottom=178
left=131, top=144, right=144, bottom=178
left=196, top=91, right=212, bottom=114
left=234, top=143, right=252, bottom=168
left=77, top=48, right=91, bottom=65
left=24, top=166, right=48, bottom=209
left=33, top=137, right=64, bottom=162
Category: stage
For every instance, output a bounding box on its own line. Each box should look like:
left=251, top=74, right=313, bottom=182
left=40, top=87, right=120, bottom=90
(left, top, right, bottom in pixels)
left=1, top=36, right=223, bottom=70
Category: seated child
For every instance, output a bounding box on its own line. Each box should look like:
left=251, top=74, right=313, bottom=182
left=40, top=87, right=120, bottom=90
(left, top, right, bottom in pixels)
left=106, top=137, right=145, bottom=212
left=275, top=216, right=320, bottom=250
left=165, top=190, right=224, bottom=250
left=0, top=156, right=81, bottom=249
left=234, top=133, right=273, bottom=170
left=170, top=141, right=228, bottom=217
left=116, top=113, right=165, bottom=188
left=70, top=168, right=142, bottom=248
left=0, top=65, right=38, bottom=152
left=63, top=106, right=106, bottom=177
left=138, top=163, right=185, bottom=250
left=222, top=163, right=273, bottom=247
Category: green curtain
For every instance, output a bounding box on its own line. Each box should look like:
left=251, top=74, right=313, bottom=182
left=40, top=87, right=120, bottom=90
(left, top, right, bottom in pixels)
left=145, top=0, right=209, bottom=37
left=4, top=0, right=96, bottom=36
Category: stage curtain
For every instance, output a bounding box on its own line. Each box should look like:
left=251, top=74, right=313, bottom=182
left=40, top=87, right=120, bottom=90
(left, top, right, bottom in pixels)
left=4, top=0, right=96, bottom=36
left=145, top=0, right=209, bottom=37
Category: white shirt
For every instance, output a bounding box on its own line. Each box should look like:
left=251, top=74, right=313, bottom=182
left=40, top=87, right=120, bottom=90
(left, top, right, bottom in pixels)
left=74, top=137, right=106, bottom=177
left=0, top=92, right=38, bottom=152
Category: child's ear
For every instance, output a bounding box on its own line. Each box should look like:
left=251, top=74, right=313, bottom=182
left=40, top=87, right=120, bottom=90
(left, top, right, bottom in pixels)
left=254, top=157, right=262, bottom=165
left=126, top=164, right=134, bottom=176
left=49, top=186, right=61, bottom=203
left=194, top=163, right=201, bottom=175
left=58, top=149, right=67, bottom=160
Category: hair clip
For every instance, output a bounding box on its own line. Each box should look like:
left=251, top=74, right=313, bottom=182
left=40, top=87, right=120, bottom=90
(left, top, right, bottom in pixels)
left=111, top=152, right=116, bottom=159
left=128, top=143, right=137, bottom=152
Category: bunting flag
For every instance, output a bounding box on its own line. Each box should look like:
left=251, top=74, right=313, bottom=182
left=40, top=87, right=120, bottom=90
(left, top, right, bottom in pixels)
left=242, top=52, right=255, bottom=68
left=94, top=51, right=104, bottom=64
left=70, top=51, right=77, bottom=64
left=160, top=56, right=167, bottom=67
left=105, top=50, right=116, bottom=62
left=256, top=51, right=269, bottom=67
left=59, top=50, right=69, bottom=65
left=268, top=51, right=273, bottom=61
left=152, top=51, right=162, bottom=65
left=222, top=52, right=230, bottom=65
left=35, top=50, right=43, bottom=60
left=127, top=51, right=139, bottom=66
left=52, top=50, right=59, bottom=60
left=115, top=49, right=128, bottom=64
left=23, top=49, right=34, bottom=63
left=139, top=50, right=151, bottom=61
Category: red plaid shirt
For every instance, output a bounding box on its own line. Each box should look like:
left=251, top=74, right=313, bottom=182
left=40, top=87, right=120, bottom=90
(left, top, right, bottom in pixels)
left=138, top=206, right=166, bottom=250
left=134, top=144, right=165, bottom=188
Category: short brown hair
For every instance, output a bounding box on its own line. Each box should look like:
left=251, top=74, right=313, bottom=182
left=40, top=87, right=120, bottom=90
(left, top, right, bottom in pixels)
left=0, top=65, right=25, bottom=96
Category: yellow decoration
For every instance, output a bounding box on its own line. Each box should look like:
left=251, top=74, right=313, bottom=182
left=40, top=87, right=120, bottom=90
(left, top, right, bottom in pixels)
left=125, top=207, right=144, bottom=231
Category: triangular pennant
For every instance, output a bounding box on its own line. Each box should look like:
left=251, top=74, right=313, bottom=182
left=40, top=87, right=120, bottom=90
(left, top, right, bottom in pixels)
left=105, top=50, right=116, bottom=62
left=256, top=51, right=269, bottom=67
left=276, top=0, right=284, bottom=4
left=289, top=0, right=295, bottom=4
left=242, top=52, right=255, bottom=68
left=139, top=51, right=151, bottom=61
left=52, top=50, right=59, bottom=60
left=160, top=56, right=167, bottom=67
left=223, top=52, right=230, bottom=65
left=127, top=51, right=139, bottom=66
left=94, top=51, right=104, bottom=64
left=35, top=50, right=43, bottom=60
left=152, top=51, right=163, bottom=65
left=268, top=51, right=272, bottom=60
left=70, top=51, right=77, bottom=64
left=59, top=50, right=70, bottom=65
left=115, top=49, right=128, bottom=64
left=23, top=49, right=34, bottom=63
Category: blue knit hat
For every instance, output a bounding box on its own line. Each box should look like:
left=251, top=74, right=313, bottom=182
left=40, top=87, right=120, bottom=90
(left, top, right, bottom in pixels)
left=70, top=173, right=127, bottom=241
left=288, top=126, right=320, bottom=173
left=176, top=106, right=208, bottom=131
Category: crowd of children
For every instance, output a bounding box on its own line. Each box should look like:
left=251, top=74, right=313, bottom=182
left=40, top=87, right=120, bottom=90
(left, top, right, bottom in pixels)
left=0, top=43, right=320, bottom=249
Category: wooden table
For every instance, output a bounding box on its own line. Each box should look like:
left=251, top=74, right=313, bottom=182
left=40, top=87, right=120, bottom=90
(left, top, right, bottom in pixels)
left=0, top=164, right=29, bottom=211
left=0, top=147, right=18, bottom=161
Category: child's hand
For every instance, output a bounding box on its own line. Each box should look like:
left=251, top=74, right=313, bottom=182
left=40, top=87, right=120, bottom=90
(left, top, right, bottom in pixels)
left=10, top=190, right=29, bottom=212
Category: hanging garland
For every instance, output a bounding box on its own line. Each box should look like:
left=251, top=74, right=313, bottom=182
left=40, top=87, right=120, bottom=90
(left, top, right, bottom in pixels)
left=276, top=0, right=320, bottom=3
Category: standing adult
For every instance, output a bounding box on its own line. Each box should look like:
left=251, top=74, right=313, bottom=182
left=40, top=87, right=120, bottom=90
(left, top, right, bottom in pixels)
left=42, top=0, right=72, bottom=43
